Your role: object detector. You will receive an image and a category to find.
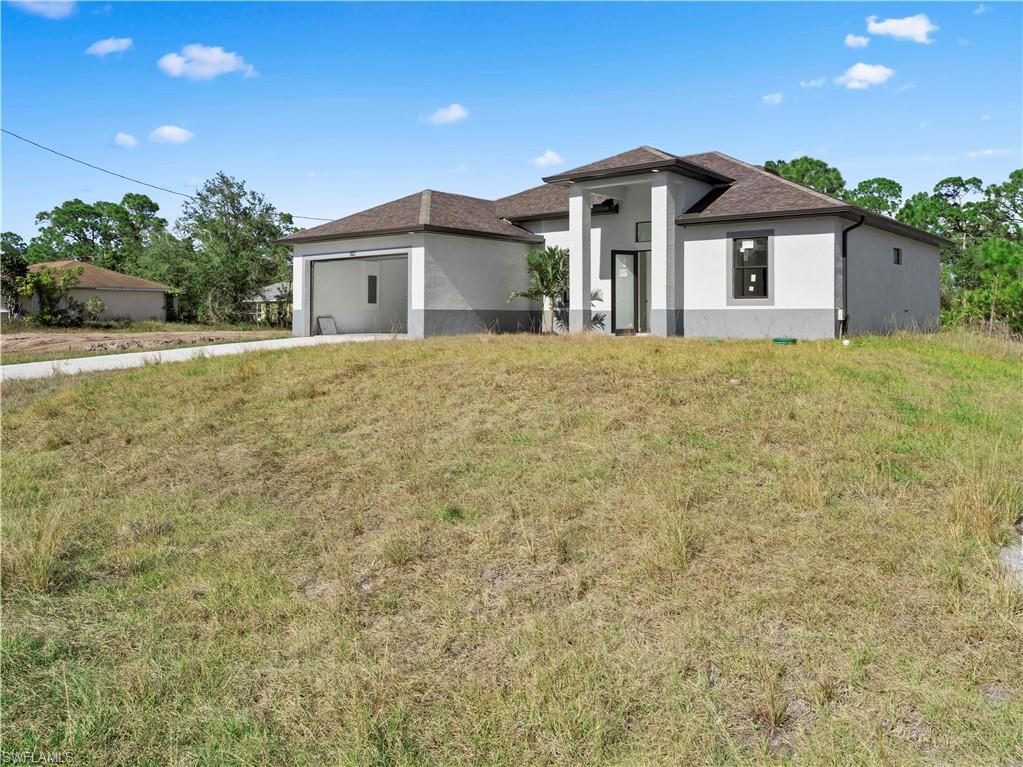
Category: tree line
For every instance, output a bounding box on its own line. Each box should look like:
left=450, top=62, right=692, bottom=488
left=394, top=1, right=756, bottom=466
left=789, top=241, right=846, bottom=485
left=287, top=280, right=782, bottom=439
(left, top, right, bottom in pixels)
left=765, top=157, right=1022, bottom=333
left=2, top=160, right=1020, bottom=333
left=1, top=172, right=295, bottom=324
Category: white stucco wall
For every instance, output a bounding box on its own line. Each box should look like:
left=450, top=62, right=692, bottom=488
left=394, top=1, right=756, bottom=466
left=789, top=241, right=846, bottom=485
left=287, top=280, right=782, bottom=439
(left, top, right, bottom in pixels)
left=423, top=233, right=532, bottom=310
left=846, top=225, right=941, bottom=333
left=680, top=216, right=838, bottom=339
left=291, top=231, right=537, bottom=337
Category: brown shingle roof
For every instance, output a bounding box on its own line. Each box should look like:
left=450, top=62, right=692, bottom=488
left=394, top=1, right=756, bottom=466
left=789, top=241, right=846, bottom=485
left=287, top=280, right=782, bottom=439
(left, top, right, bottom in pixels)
left=28, top=261, right=170, bottom=291
left=552, top=146, right=674, bottom=177
left=678, top=151, right=843, bottom=217
left=675, top=152, right=950, bottom=247
left=542, top=145, right=732, bottom=185
left=275, top=148, right=947, bottom=249
left=494, top=183, right=613, bottom=222
left=278, top=190, right=541, bottom=244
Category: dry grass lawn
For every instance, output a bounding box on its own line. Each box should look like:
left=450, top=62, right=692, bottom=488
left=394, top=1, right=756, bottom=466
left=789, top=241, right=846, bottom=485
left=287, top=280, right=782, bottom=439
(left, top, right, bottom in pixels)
left=2, top=331, right=1021, bottom=765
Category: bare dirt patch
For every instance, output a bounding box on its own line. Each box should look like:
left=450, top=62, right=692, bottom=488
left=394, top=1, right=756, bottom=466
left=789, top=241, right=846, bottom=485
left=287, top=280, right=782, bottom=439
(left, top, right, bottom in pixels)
left=1, top=330, right=285, bottom=359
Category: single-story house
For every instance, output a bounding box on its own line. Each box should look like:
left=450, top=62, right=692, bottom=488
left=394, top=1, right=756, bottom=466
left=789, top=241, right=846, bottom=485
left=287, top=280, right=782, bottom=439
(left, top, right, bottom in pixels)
left=245, top=281, right=292, bottom=325
left=26, top=261, right=174, bottom=322
left=278, top=146, right=950, bottom=340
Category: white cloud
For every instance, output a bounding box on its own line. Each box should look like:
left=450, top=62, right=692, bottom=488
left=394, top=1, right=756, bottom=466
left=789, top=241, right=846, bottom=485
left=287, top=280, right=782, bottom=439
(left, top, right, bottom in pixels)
left=895, top=81, right=917, bottom=94
left=529, top=149, right=565, bottom=168
left=981, top=113, right=991, bottom=120
left=148, top=125, right=194, bottom=144
left=835, top=62, right=895, bottom=90
left=800, top=76, right=825, bottom=89
left=967, top=148, right=1009, bottom=158
left=85, top=37, right=133, bottom=57
left=427, top=103, right=468, bottom=125
left=158, top=44, right=256, bottom=80
left=866, top=14, right=938, bottom=44
left=8, top=1, right=76, bottom=19
left=845, top=33, right=870, bottom=48
left=974, top=4, right=990, bottom=14
left=113, top=132, right=138, bottom=148
left=762, top=92, right=783, bottom=106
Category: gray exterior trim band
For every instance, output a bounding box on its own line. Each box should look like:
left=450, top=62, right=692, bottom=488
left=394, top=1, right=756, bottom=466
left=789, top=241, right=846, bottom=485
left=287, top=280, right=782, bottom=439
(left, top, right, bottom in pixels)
left=683, top=309, right=836, bottom=340
left=424, top=309, right=541, bottom=336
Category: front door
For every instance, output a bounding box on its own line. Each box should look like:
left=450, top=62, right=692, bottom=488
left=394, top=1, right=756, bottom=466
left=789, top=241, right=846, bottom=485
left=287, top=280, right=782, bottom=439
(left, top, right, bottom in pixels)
left=612, top=250, right=650, bottom=334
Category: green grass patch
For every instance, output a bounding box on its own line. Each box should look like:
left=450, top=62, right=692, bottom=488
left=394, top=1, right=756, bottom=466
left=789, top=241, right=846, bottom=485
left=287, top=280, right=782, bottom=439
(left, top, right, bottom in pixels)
left=2, top=330, right=1021, bottom=765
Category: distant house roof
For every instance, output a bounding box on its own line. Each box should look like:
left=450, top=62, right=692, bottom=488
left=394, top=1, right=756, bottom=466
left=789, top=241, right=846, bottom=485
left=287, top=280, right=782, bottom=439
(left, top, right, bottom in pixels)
left=28, top=261, right=170, bottom=291
left=277, top=190, right=543, bottom=245
left=247, top=281, right=291, bottom=303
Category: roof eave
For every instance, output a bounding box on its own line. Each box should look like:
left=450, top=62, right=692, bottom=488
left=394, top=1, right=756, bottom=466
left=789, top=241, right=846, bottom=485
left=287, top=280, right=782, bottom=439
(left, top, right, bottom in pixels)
left=676, top=207, right=952, bottom=248
left=543, top=159, right=733, bottom=186
left=276, top=223, right=542, bottom=246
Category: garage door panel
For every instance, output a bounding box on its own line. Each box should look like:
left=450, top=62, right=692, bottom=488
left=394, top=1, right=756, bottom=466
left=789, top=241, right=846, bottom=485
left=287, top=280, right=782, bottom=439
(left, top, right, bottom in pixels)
left=311, top=256, right=407, bottom=334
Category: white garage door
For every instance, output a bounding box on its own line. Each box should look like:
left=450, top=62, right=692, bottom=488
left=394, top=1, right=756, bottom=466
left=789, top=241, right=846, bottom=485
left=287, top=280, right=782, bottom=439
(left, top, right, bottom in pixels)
left=310, top=256, right=408, bottom=334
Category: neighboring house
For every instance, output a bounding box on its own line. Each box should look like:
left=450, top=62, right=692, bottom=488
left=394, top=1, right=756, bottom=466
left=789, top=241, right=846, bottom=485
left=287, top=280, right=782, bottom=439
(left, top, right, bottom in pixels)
left=279, top=147, right=949, bottom=340
left=26, top=261, right=174, bottom=322
left=245, top=281, right=292, bottom=325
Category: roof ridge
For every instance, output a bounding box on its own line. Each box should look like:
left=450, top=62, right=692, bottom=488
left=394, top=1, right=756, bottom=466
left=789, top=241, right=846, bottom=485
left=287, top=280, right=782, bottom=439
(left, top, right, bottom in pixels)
left=705, top=151, right=847, bottom=207
left=641, top=145, right=678, bottom=160
left=418, top=189, right=432, bottom=225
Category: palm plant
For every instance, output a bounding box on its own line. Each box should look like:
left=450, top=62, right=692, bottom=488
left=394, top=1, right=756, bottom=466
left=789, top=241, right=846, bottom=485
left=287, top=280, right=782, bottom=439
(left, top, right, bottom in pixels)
left=507, top=246, right=606, bottom=333
left=507, top=246, right=569, bottom=333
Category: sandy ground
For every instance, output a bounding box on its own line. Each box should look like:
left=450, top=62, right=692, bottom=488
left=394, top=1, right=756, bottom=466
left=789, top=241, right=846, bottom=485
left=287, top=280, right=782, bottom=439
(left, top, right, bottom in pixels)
left=0, top=330, right=286, bottom=357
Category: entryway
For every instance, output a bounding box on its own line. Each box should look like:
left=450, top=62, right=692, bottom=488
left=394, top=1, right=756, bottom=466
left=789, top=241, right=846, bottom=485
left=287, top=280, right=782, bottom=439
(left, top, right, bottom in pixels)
left=611, top=250, right=651, bottom=334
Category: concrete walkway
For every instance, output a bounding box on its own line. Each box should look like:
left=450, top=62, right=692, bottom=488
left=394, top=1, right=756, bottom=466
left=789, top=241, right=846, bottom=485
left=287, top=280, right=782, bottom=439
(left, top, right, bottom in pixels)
left=0, top=334, right=403, bottom=382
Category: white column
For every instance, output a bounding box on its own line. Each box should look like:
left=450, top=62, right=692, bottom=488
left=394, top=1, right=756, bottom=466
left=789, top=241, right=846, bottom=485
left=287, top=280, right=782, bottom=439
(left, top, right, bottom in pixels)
left=291, top=255, right=309, bottom=336
left=407, top=245, right=426, bottom=338
left=650, top=175, right=682, bottom=336
left=568, top=186, right=592, bottom=333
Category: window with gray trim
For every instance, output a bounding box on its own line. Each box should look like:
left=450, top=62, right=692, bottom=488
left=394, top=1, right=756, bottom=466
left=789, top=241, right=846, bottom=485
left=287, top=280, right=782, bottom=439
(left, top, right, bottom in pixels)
left=367, top=274, right=378, bottom=304
left=635, top=221, right=651, bottom=243
left=893, top=247, right=902, bottom=265
left=732, top=237, right=769, bottom=299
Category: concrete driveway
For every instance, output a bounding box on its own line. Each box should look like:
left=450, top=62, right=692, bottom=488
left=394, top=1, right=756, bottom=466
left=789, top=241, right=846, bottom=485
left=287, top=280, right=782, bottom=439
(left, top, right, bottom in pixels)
left=0, top=334, right=404, bottom=382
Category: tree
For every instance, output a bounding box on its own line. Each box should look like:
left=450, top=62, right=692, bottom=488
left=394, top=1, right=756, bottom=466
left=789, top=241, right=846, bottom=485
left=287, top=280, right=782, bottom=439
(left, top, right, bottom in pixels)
left=845, top=177, right=903, bottom=217
left=984, top=169, right=1023, bottom=240
left=26, top=194, right=167, bottom=272
left=764, top=156, right=846, bottom=197
left=1, top=232, right=29, bottom=314
left=16, top=265, right=83, bottom=326
left=175, top=172, right=295, bottom=322
left=942, top=239, right=1023, bottom=333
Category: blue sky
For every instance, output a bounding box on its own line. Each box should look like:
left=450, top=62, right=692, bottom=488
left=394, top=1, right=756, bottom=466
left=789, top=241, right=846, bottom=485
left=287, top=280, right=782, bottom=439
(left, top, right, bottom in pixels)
left=2, top=1, right=1021, bottom=237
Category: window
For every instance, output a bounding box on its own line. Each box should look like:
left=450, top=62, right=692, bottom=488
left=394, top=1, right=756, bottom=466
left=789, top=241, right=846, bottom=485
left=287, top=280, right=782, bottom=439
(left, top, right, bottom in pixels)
left=635, top=221, right=651, bottom=243
left=733, top=237, right=768, bottom=299
left=367, top=274, right=378, bottom=304
left=893, top=247, right=902, bottom=265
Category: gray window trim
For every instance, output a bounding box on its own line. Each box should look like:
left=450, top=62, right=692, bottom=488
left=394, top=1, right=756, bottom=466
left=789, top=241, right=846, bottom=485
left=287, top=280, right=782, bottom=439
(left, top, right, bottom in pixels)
left=635, top=220, right=651, bottom=243
left=726, top=228, right=775, bottom=307
left=893, top=247, right=902, bottom=265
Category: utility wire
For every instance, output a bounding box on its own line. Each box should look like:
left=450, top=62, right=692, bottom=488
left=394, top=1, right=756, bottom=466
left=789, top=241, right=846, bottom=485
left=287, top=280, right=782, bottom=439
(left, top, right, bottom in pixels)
left=1, top=128, right=333, bottom=222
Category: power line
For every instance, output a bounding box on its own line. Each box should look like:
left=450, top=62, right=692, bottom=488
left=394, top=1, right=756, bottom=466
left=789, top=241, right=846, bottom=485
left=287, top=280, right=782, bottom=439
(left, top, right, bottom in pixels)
left=1, top=128, right=333, bottom=222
